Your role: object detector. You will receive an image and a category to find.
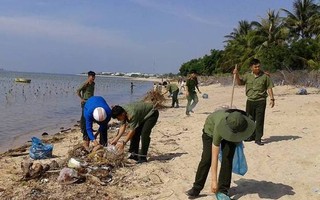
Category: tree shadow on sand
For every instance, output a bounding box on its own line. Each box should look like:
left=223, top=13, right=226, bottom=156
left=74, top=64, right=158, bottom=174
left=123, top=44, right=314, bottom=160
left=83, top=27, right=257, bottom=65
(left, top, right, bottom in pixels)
left=148, top=152, right=187, bottom=162
left=263, top=135, right=301, bottom=144
left=230, top=179, right=295, bottom=199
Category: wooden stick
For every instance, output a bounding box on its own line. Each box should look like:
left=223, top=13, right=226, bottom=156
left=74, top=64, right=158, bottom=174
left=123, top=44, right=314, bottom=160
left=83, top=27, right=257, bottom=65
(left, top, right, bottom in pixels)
left=231, top=64, right=238, bottom=108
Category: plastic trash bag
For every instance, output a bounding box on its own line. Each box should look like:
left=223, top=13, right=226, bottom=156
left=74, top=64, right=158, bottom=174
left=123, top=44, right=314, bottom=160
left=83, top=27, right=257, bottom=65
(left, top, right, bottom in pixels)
left=219, top=142, right=248, bottom=176
left=57, top=167, right=79, bottom=184
left=105, top=145, right=117, bottom=154
left=202, top=93, right=208, bottom=99
left=297, top=88, right=307, bottom=95
left=216, top=192, right=231, bottom=200
left=29, top=137, right=53, bottom=160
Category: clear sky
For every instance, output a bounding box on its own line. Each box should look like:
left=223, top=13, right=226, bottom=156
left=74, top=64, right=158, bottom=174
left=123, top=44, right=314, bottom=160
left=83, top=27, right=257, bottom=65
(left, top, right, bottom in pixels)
left=0, top=0, right=294, bottom=74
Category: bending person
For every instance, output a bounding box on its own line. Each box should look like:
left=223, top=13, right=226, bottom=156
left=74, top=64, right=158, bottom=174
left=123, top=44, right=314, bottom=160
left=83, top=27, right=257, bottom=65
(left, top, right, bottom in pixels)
left=186, top=109, right=255, bottom=199
left=83, top=96, right=112, bottom=151
left=162, top=81, right=179, bottom=108
left=110, top=101, right=159, bottom=163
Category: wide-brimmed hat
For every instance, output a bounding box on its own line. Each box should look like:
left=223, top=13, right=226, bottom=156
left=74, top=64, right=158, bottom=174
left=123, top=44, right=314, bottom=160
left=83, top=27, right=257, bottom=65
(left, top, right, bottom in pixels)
left=216, top=111, right=255, bottom=142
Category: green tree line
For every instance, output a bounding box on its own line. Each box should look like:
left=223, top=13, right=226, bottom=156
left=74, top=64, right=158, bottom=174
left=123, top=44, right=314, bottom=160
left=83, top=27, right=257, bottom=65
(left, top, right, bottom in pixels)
left=179, top=0, right=320, bottom=76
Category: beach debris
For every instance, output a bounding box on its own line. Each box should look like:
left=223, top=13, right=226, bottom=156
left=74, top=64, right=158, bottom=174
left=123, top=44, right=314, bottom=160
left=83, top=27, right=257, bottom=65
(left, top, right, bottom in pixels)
left=67, top=158, right=88, bottom=169
left=57, top=167, right=82, bottom=184
left=21, top=160, right=50, bottom=180
left=86, top=145, right=125, bottom=167
left=143, top=90, right=166, bottom=109
left=42, top=132, right=48, bottom=136
left=86, top=173, right=110, bottom=186
left=89, top=167, right=113, bottom=185
left=68, top=143, right=90, bottom=158
left=0, top=144, right=31, bottom=158
left=297, top=88, right=308, bottom=95
left=29, top=187, right=43, bottom=198
left=202, top=93, right=209, bottom=99
left=0, top=188, right=5, bottom=196
left=49, top=160, right=60, bottom=169
left=67, top=158, right=82, bottom=169
left=61, top=128, right=72, bottom=133
left=40, top=178, right=49, bottom=184
left=105, top=145, right=118, bottom=154
left=216, top=192, right=231, bottom=200
left=29, top=137, right=53, bottom=160
left=313, top=188, right=320, bottom=195
left=92, top=144, right=103, bottom=152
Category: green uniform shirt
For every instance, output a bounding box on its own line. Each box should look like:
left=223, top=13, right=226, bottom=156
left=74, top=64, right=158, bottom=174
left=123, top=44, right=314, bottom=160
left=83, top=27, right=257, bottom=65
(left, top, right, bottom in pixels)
left=186, top=77, right=198, bottom=93
left=124, top=102, right=155, bottom=130
left=242, top=72, right=274, bottom=101
left=77, top=82, right=95, bottom=100
left=203, top=110, right=228, bottom=146
left=166, top=83, right=179, bottom=93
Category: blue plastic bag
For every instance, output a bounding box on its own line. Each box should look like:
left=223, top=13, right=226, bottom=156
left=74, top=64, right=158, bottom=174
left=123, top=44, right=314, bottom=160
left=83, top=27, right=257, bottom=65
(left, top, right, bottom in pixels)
left=219, top=142, right=248, bottom=176
left=216, top=192, right=231, bottom=200
left=29, top=137, right=53, bottom=159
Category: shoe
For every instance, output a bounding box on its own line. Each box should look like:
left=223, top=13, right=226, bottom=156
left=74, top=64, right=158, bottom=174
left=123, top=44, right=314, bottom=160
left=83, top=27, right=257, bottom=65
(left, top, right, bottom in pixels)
left=128, top=153, right=139, bottom=161
left=255, top=140, right=264, bottom=146
left=186, top=188, right=200, bottom=197
left=244, top=137, right=254, bottom=142
left=190, top=110, right=194, bottom=113
left=137, top=156, right=147, bottom=164
left=186, top=111, right=190, bottom=116
left=170, top=106, right=174, bottom=108
left=175, top=105, right=179, bottom=108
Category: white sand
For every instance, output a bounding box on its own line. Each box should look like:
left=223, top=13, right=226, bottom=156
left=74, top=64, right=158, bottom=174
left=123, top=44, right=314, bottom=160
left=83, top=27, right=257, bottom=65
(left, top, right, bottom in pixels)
left=1, top=83, right=320, bottom=199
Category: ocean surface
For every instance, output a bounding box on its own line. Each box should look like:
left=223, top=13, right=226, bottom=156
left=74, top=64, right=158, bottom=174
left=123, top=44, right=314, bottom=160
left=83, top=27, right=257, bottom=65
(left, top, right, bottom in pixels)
left=0, top=71, right=154, bottom=153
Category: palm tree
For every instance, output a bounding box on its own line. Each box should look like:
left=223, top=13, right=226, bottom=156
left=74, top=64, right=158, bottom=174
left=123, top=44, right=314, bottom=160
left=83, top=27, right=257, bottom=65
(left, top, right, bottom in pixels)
left=252, top=9, right=287, bottom=46
left=281, top=0, right=320, bottom=40
left=224, top=20, right=253, bottom=42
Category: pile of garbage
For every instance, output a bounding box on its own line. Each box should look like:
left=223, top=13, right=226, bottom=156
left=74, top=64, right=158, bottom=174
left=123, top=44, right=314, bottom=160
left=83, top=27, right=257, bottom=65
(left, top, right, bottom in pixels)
left=21, top=143, right=126, bottom=187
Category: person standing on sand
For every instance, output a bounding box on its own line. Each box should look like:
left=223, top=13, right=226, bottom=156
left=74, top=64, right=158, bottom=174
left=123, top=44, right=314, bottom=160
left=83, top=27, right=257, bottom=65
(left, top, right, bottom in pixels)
left=180, top=80, right=186, bottom=92
left=162, top=81, right=179, bottom=108
left=233, top=58, right=275, bottom=146
left=186, top=109, right=255, bottom=199
left=110, top=101, right=159, bottom=163
left=186, top=70, right=201, bottom=115
left=77, top=71, right=96, bottom=149
left=83, top=96, right=112, bottom=151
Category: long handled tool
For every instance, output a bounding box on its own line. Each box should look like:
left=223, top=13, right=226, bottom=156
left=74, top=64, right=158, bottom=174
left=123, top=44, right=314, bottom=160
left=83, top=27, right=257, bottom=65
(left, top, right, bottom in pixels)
left=230, top=64, right=238, bottom=108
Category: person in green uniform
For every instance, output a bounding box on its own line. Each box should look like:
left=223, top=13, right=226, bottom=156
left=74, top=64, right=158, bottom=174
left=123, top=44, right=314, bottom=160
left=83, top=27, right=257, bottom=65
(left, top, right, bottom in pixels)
left=162, top=81, right=179, bottom=108
left=186, top=70, right=201, bottom=115
left=186, top=109, right=255, bottom=199
left=110, top=101, right=159, bottom=163
left=233, top=58, right=275, bottom=145
left=77, top=71, right=95, bottom=150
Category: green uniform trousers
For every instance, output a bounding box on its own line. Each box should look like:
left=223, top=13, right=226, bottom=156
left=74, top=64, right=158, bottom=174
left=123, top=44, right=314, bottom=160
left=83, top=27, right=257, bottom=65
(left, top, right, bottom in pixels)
left=80, top=102, right=88, bottom=140
left=246, top=99, right=266, bottom=141
left=186, top=91, right=198, bottom=112
left=171, top=89, right=179, bottom=107
left=129, top=110, right=159, bottom=158
left=193, top=131, right=236, bottom=195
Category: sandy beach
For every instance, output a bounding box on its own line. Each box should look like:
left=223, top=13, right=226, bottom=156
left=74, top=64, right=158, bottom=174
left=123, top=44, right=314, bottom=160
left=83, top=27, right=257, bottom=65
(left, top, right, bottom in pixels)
left=0, top=82, right=320, bottom=200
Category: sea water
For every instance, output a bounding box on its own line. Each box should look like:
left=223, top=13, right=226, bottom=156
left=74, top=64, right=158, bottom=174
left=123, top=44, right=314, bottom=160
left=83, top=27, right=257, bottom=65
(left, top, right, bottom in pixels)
left=0, top=71, right=154, bottom=152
